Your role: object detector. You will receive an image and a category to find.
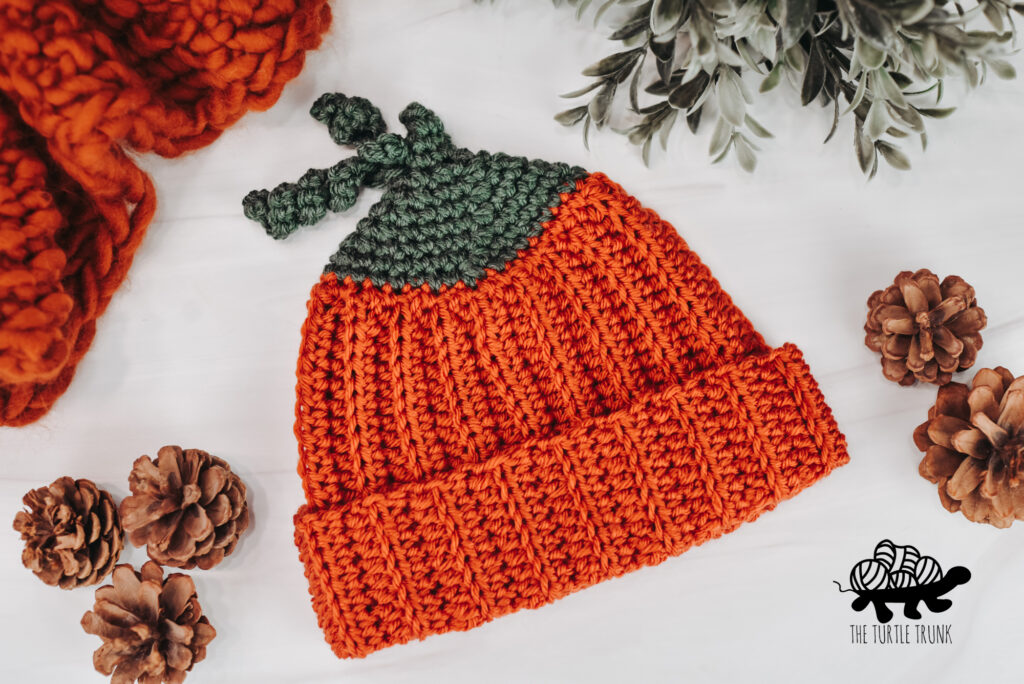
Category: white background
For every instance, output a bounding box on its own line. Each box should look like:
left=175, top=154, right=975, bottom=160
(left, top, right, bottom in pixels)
left=2, top=1, right=1023, bottom=682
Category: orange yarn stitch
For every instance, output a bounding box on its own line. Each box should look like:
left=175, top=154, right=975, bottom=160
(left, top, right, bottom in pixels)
left=291, top=172, right=849, bottom=658
left=0, top=0, right=330, bottom=425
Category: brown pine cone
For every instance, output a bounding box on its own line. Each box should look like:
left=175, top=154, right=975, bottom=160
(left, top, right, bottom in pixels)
left=82, top=561, right=215, bottom=684
left=914, top=367, right=1024, bottom=528
left=120, top=446, right=250, bottom=570
left=865, top=269, right=986, bottom=386
left=12, top=477, right=123, bottom=588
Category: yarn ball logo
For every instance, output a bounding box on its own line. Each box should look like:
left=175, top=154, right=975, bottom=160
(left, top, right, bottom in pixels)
left=834, top=540, right=971, bottom=624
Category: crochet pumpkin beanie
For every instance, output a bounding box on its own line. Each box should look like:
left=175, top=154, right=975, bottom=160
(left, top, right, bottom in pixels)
left=0, top=0, right=330, bottom=426
left=244, top=94, right=850, bottom=659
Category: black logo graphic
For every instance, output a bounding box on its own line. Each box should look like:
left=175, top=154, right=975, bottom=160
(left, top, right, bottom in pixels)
left=835, top=540, right=971, bottom=624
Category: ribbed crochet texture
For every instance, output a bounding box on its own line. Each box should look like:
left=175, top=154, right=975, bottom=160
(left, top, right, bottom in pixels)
left=0, top=0, right=331, bottom=426
left=246, top=96, right=850, bottom=659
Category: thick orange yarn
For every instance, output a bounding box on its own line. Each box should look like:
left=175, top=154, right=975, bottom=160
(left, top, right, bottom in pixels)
left=292, top=173, right=849, bottom=658
left=0, top=0, right=330, bottom=425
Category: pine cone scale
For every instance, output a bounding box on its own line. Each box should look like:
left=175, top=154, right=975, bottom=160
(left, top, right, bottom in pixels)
left=920, top=445, right=961, bottom=483
left=896, top=274, right=929, bottom=312
left=948, top=457, right=985, bottom=499
left=205, top=496, right=231, bottom=526
left=120, top=494, right=181, bottom=531
left=950, top=427, right=989, bottom=458
left=926, top=415, right=971, bottom=447
left=199, top=467, right=228, bottom=502
left=1001, top=389, right=1024, bottom=430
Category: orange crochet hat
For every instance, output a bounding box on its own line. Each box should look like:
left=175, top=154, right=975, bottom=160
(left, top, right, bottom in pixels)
left=0, top=0, right=330, bottom=426
left=244, top=94, right=850, bottom=659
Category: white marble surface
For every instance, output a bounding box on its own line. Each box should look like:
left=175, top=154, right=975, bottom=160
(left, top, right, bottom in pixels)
left=2, top=2, right=1023, bottom=682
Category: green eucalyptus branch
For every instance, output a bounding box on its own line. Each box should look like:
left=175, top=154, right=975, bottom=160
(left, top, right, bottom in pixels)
left=519, top=0, right=1022, bottom=175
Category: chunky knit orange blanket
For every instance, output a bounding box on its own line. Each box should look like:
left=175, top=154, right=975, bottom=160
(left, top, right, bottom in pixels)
left=0, top=0, right=330, bottom=425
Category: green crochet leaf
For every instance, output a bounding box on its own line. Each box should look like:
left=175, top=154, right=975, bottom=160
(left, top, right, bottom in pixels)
left=243, top=94, right=586, bottom=290
left=328, top=152, right=584, bottom=290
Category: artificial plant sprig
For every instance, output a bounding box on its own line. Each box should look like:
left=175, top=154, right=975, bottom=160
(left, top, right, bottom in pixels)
left=544, top=0, right=1020, bottom=175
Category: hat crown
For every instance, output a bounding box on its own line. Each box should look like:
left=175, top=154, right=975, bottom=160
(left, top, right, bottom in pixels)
left=243, top=94, right=585, bottom=290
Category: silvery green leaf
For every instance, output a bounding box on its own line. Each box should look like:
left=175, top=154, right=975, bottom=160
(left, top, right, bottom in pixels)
left=837, top=0, right=896, bottom=51
left=717, top=70, right=747, bottom=127
left=646, top=79, right=672, bottom=96
left=716, top=43, right=747, bottom=68
left=561, top=81, right=604, bottom=99
left=889, top=71, right=913, bottom=89
left=865, top=97, right=888, bottom=140
left=843, top=73, right=869, bottom=115
left=801, top=41, right=827, bottom=105
left=594, top=0, right=619, bottom=27
left=627, top=124, right=649, bottom=145
left=920, top=32, right=938, bottom=69
left=888, top=104, right=925, bottom=133
left=694, top=22, right=715, bottom=57
left=824, top=94, right=841, bottom=143
left=610, top=11, right=652, bottom=41
left=786, top=44, right=807, bottom=73
left=853, top=36, right=886, bottom=71
left=750, top=27, right=777, bottom=63
left=651, top=37, right=676, bottom=83
left=686, top=107, right=702, bottom=133
left=736, top=67, right=754, bottom=104
left=589, top=82, right=617, bottom=126
left=964, top=59, right=980, bottom=88
left=780, top=0, right=815, bottom=49
left=854, top=121, right=875, bottom=174
left=760, top=61, right=783, bottom=92
left=668, top=71, right=710, bottom=109
left=582, top=49, right=643, bottom=77
left=659, top=109, right=678, bottom=148
left=711, top=140, right=733, bottom=164
left=629, top=51, right=646, bottom=110
left=745, top=114, right=773, bottom=139
left=641, top=134, right=653, bottom=165
left=915, top=106, right=955, bottom=118
left=876, top=141, right=911, bottom=170
left=734, top=135, right=757, bottom=172
left=709, top=116, right=733, bottom=156
left=735, top=40, right=764, bottom=73
left=874, top=69, right=906, bottom=107
left=555, top=106, right=590, bottom=126
left=988, top=59, right=1016, bottom=79
left=897, top=0, right=935, bottom=24
left=651, top=0, right=685, bottom=36
left=983, top=1, right=1005, bottom=32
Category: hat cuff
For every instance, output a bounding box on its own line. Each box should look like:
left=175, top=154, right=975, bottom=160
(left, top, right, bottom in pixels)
left=294, top=343, right=848, bottom=658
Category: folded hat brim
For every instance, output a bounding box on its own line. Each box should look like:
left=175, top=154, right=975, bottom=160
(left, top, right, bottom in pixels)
left=295, top=343, right=848, bottom=658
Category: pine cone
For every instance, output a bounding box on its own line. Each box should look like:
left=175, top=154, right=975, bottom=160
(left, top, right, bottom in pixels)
left=120, top=446, right=250, bottom=570
left=865, top=269, right=986, bottom=386
left=12, top=477, right=123, bottom=588
left=914, top=367, right=1024, bottom=528
left=82, top=561, right=215, bottom=684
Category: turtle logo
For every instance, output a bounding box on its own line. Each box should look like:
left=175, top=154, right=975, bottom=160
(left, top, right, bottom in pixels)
left=834, top=540, right=971, bottom=624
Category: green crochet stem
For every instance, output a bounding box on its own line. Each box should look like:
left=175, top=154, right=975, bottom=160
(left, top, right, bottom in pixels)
left=242, top=95, right=451, bottom=239
left=243, top=93, right=586, bottom=289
